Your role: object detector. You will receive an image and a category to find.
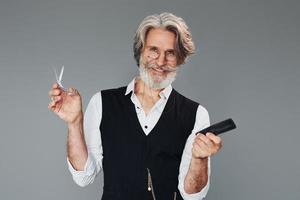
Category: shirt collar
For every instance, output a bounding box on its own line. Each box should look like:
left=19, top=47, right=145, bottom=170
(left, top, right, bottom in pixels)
left=125, top=77, right=173, bottom=99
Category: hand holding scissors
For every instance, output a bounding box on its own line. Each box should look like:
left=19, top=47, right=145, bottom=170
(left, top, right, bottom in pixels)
left=48, top=66, right=83, bottom=124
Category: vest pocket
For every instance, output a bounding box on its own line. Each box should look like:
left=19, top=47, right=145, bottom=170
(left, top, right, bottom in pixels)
left=147, top=168, right=157, bottom=200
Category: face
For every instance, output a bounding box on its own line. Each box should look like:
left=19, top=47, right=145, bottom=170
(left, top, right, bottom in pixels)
left=139, top=28, right=178, bottom=89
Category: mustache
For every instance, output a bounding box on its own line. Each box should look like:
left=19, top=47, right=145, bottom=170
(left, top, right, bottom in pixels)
left=145, top=62, right=178, bottom=72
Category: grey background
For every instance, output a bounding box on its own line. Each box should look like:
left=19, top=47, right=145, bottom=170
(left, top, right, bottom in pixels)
left=0, top=0, right=299, bottom=199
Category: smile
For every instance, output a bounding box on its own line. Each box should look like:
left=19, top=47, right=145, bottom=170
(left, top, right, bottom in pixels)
left=151, top=67, right=165, bottom=74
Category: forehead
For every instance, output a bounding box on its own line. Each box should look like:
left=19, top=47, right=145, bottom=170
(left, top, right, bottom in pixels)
left=145, top=28, right=176, bottom=50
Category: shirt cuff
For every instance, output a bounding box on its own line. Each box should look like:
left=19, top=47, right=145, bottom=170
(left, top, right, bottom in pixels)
left=67, top=154, right=96, bottom=177
left=180, top=179, right=209, bottom=200
left=179, top=157, right=211, bottom=200
left=181, top=180, right=210, bottom=200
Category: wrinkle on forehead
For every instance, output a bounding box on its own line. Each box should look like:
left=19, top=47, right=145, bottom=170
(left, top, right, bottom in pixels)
left=144, top=28, right=176, bottom=51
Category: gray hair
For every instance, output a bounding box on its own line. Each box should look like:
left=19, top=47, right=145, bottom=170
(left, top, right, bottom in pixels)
left=133, top=12, right=195, bottom=66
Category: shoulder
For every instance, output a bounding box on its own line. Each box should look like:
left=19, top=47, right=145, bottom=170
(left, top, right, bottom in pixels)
left=88, top=86, right=127, bottom=105
left=172, top=89, right=209, bottom=115
left=196, top=104, right=209, bottom=119
left=88, top=85, right=126, bottom=104
left=101, top=86, right=127, bottom=96
left=172, top=89, right=199, bottom=108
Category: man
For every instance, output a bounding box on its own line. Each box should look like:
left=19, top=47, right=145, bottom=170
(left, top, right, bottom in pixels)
left=48, top=12, right=222, bottom=200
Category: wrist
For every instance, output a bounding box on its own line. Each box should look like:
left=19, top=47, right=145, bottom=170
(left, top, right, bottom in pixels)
left=190, top=157, right=208, bottom=174
left=67, top=112, right=83, bottom=128
left=192, top=153, right=209, bottom=161
left=191, top=156, right=208, bottom=165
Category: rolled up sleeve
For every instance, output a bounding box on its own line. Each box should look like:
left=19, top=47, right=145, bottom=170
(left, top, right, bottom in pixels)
left=178, top=105, right=211, bottom=200
left=67, top=92, right=103, bottom=187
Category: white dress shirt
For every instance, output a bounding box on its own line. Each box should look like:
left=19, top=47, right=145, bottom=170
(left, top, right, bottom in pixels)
left=67, top=78, right=211, bottom=200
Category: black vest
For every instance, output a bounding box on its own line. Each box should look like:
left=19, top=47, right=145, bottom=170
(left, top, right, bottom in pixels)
left=100, top=87, right=198, bottom=200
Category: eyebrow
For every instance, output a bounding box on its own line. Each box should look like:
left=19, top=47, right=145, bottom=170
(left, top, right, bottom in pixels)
left=145, top=45, right=175, bottom=51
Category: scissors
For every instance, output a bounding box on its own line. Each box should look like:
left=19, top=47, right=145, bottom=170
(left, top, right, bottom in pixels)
left=53, top=65, right=67, bottom=91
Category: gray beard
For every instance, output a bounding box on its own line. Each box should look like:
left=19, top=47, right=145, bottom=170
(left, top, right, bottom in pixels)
left=138, top=60, right=177, bottom=90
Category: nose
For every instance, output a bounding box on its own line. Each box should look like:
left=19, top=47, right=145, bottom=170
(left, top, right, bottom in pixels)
left=156, top=52, right=167, bottom=66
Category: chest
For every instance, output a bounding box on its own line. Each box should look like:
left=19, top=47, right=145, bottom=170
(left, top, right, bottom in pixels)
left=135, top=93, right=160, bottom=115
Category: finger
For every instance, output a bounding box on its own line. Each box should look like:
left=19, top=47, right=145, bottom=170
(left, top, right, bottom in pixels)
left=48, top=104, right=57, bottom=112
left=194, top=138, right=210, bottom=151
left=48, top=101, right=62, bottom=114
left=206, top=132, right=222, bottom=145
left=48, top=95, right=62, bottom=106
left=48, top=102, right=53, bottom=109
left=197, top=134, right=214, bottom=147
left=48, top=100, right=56, bottom=109
left=193, top=140, right=210, bottom=157
left=52, top=82, right=59, bottom=89
left=48, top=89, right=62, bottom=97
left=49, top=95, right=60, bottom=104
left=52, top=95, right=62, bottom=102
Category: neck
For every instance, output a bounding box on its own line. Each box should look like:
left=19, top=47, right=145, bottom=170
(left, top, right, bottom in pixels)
left=135, top=78, right=164, bottom=98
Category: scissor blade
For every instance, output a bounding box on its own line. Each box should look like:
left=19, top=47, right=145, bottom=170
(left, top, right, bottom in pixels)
left=53, top=67, right=59, bottom=82
left=59, top=65, right=64, bottom=82
left=52, top=66, right=65, bottom=90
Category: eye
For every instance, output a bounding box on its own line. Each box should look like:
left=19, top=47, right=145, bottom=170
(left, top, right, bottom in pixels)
left=166, top=50, right=176, bottom=57
left=149, top=47, right=158, bottom=52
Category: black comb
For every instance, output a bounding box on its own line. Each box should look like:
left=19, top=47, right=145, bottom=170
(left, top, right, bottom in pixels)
left=196, top=118, right=236, bottom=135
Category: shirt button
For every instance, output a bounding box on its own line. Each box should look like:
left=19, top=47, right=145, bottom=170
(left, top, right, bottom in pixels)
left=145, top=125, right=148, bottom=129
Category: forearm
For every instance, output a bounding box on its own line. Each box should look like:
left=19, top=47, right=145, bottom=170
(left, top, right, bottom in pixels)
left=67, top=112, right=88, bottom=171
left=184, top=157, right=208, bottom=194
